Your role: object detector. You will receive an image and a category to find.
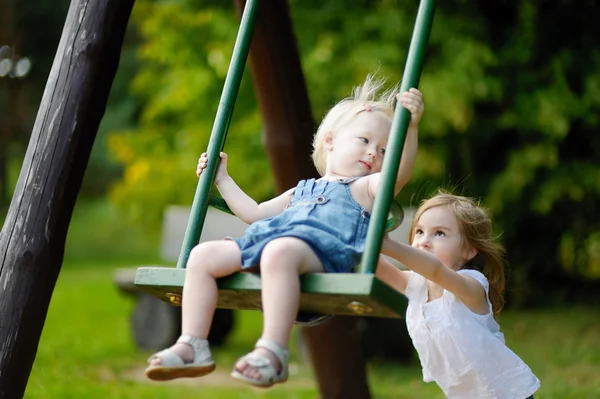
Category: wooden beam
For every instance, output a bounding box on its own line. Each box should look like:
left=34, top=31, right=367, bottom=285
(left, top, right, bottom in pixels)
left=0, top=0, right=134, bottom=396
left=234, top=0, right=317, bottom=192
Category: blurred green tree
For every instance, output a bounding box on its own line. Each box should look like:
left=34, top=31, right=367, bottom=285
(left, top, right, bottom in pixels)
left=442, top=1, right=600, bottom=303
left=0, top=0, right=140, bottom=209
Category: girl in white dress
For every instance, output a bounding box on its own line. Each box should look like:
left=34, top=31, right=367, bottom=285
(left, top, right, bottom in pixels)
left=377, top=191, right=540, bottom=399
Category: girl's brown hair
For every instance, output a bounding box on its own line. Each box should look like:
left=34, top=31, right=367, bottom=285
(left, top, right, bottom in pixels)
left=409, top=190, right=506, bottom=316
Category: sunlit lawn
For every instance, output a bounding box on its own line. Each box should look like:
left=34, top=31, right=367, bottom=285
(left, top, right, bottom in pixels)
left=24, top=261, right=600, bottom=399
left=18, top=199, right=600, bottom=398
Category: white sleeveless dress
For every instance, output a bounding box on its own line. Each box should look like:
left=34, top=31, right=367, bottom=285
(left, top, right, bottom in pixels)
left=405, top=269, right=540, bottom=399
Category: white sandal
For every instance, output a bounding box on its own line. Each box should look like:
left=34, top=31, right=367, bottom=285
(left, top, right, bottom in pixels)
left=145, top=335, right=215, bottom=381
left=230, top=338, right=289, bottom=388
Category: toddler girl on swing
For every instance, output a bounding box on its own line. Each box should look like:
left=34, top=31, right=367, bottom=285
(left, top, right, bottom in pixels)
left=144, top=75, right=424, bottom=387
left=377, top=192, right=541, bottom=398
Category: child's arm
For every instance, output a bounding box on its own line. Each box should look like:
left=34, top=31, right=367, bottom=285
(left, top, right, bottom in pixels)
left=375, top=253, right=411, bottom=294
left=367, top=88, right=423, bottom=198
left=197, top=152, right=293, bottom=224
left=381, top=238, right=489, bottom=314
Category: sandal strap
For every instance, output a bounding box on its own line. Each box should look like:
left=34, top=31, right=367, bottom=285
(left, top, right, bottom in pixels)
left=243, top=355, right=271, bottom=368
left=177, top=335, right=206, bottom=350
left=147, top=348, right=185, bottom=367
left=254, top=339, right=289, bottom=366
left=176, top=335, right=213, bottom=364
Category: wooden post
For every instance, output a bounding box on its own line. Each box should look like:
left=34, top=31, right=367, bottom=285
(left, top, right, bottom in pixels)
left=0, top=0, right=134, bottom=396
left=232, top=1, right=372, bottom=397
left=232, top=0, right=317, bottom=191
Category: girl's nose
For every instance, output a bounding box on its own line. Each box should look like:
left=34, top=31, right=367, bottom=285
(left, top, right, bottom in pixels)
left=415, top=236, right=431, bottom=249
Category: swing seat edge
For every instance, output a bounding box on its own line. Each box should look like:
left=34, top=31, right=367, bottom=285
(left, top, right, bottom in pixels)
left=134, top=266, right=407, bottom=319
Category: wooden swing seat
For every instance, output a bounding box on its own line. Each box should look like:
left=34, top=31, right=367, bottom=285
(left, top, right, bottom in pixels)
left=135, top=266, right=406, bottom=318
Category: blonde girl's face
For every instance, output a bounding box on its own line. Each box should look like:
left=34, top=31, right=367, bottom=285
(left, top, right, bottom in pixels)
left=324, top=110, right=391, bottom=177
left=411, top=206, right=476, bottom=270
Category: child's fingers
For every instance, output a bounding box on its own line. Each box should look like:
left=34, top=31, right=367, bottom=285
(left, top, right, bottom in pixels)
left=401, top=100, right=424, bottom=116
left=219, top=152, right=228, bottom=167
left=395, top=89, right=424, bottom=119
left=196, top=152, right=227, bottom=171
left=406, top=102, right=424, bottom=113
left=196, top=162, right=207, bottom=175
left=196, top=151, right=208, bottom=177
left=401, top=97, right=418, bottom=109
left=402, top=92, right=424, bottom=107
left=408, top=87, right=422, bottom=97
left=402, top=91, right=422, bottom=102
left=402, top=94, right=423, bottom=105
left=397, top=88, right=422, bottom=98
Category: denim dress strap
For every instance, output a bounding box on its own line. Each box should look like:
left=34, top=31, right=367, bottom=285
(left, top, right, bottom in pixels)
left=336, top=176, right=362, bottom=184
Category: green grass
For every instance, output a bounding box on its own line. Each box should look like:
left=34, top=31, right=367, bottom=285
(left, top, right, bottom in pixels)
left=24, top=262, right=600, bottom=399
left=19, top=200, right=600, bottom=398
left=26, top=263, right=318, bottom=399
left=63, top=199, right=162, bottom=264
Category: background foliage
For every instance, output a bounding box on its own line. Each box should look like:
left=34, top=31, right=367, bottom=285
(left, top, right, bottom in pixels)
left=2, top=0, right=599, bottom=306
left=108, top=0, right=600, bottom=305
left=1, top=1, right=599, bottom=397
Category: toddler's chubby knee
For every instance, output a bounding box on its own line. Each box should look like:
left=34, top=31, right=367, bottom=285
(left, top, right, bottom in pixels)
left=187, top=242, right=221, bottom=271
left=262, top=237, right=305, bottom=258
left=186, top=240, right=240, bottom=277
left=186, top=244, right=208, bottom=270
left=189, top=242, right=210, bottom=258
left=261, top=237, right=315, bottom=273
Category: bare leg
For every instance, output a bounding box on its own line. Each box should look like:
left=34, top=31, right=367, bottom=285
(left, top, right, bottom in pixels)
left=234, top=237, right=324, bottom=380
left=150, top=240, right=242, bottom=366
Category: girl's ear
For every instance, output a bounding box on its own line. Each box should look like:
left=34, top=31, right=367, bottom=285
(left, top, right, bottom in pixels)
left=465, top=246, right=478, bottom=262
left=324, top=131, right=335, bottom=151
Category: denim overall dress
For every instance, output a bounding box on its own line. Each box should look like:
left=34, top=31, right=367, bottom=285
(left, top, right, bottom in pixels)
left=231, top=177, right=370, bottom=273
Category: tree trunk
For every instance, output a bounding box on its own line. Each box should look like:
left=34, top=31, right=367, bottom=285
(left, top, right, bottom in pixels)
left=233, top=0, right=317, bottom=190
left=0, top=0, right=134, bottom=396
left=232, top=1, right=372, bottom=397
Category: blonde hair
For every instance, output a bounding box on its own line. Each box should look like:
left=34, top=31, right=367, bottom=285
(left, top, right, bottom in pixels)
left=311, top=75, right=398, bottom=176
left=409, top=190, right=507, bottom=317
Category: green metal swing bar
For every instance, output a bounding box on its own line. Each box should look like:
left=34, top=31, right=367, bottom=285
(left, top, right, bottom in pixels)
left=360, top=0, right=436, bottom=274
left=135, top=0, right=436, bottom=318
left=175, top=0, right=260, bottom=270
